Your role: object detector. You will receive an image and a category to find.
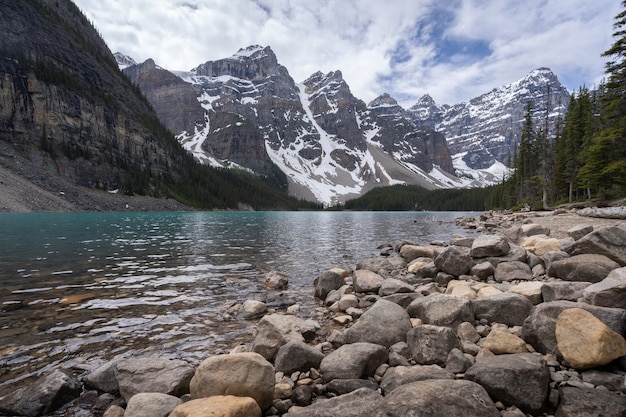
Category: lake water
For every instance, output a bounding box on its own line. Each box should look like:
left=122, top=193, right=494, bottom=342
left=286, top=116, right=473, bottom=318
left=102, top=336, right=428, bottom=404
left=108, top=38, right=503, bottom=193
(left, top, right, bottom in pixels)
left=0, top=210, right=473, bottom=395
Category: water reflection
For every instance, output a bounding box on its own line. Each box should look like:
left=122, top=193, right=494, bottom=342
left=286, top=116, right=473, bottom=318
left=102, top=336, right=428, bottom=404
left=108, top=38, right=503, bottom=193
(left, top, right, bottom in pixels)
left=0, top=211, right=472, bottom=396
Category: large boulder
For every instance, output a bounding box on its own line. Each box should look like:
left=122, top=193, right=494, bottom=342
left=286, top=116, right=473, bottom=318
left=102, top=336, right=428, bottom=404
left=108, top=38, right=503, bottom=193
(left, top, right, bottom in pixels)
left=555, top=308, right=626, bottom=369
left=494, top=261, right=533, bottom=282
left=541, top=281, right=591, bottom=302
left=284, top=387, right=382, bottom=417
left=379, top=364, right=454, bottom=395
left=353, top=269, right=384, bottom=293
left=566, top=226, right=626, bottom=266
left=522, top=301, right=626, bottom=356
left=464, top=353, right=550, bottom=415
left=472, top=293, right=534, bottom=327
left=314, top=270, right=345, bottom=299
left=372, top=380, right=500, bottom=417
left=170, top=396, right=261, bottom=417
left=521, top=235, right=562, bottom=256
left=251, top=314, right=317, bottom=361
left=343, top=299, right=412, bottom=347
left=378, top=278, right=414, bottom=296
left=555, top=386, right=626, bottom=417
left=548, top=254, right=619, bottom=282
left=406, top=294, right=474, bottom=329
left=0, top=370, right=81, bottom=417
left=583, top=266, right=626, bottom=308
left=84, top=360, right=121, bottom=394
left=114, top=357, right=194, bottom=402
left=470, top=234, right=510, bottom=258
left=319, top=343, right=388, bottom=381
left=124, top=393, right=182, bottom=417
left=434, top=246, right=471, bottom=276
left=407, top=324, right=461, bottom=365
left=274, top=340, right=325, bottom=375
left=189, top=352, right=274, bottom=410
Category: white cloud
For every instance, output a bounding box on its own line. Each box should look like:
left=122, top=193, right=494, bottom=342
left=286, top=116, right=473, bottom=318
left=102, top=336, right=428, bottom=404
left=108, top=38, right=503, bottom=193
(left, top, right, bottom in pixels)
left=74, top=0, right=621, bottom=107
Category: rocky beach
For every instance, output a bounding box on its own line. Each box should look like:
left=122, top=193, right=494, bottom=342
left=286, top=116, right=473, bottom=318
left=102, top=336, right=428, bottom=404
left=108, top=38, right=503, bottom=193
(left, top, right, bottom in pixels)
left=1, top=208, right=626, bottom=417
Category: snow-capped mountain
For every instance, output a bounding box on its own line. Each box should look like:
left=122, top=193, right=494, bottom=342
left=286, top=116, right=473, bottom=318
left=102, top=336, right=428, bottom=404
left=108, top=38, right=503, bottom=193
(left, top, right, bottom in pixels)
left=113, top=52, right=137, bottom=69
left=408, top=68, right=570, bottom=182
left=121, top=45, right=457, bottom=205
left=116, top=48, right=571, bottom=205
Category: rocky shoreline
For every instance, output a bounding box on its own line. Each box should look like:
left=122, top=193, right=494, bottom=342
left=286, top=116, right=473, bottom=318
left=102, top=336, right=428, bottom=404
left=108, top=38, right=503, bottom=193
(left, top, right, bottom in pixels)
left=2, top=209, right=626, bottom=417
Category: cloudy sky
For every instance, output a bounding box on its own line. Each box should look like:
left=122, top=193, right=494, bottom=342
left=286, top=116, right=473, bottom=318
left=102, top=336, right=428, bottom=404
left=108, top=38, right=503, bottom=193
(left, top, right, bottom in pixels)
left=74, top=0, right=620, bottom=107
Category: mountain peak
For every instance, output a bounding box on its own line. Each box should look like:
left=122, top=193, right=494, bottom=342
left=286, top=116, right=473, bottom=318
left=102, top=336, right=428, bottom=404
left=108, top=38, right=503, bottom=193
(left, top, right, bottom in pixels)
left=368, top=93, right=399, bottom=108
left=113, top=52, right=137, bottom=69
left=232, top=45, right=274, bottom=60
left=416, top=94, right=437, bottom=107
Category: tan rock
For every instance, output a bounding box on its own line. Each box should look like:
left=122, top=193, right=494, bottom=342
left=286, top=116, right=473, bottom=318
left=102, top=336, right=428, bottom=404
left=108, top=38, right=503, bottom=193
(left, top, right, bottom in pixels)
left=476, top=286, right=502, bottom=298
left=169, top=396, right=261, bottom=417
left=407, top=261, right=429, bottom=274
left=482, top=330, right=528, bottom=354
left=329, top=267, right=350, bottom=277
left=400, top=245, right=436, bottom=261
left=190, top=352, right=274, bottom=410
left=556, top=308, right=626, bottom=369
left=521, top=236, right=563, bottom=256
left=449, top=285, right=477, bottom=299
left=265, top=271, right=288, bottom=289
left=509, top=281, right=544, bottom=305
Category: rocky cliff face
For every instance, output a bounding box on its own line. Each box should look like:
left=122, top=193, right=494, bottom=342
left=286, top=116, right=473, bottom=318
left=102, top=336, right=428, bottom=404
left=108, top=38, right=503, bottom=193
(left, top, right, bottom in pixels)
left=0, top=0, right=192, bottom=199
left=123, top=59, right=205, bottom=135
left=408, top=68, right=570, bottom=179
left=127, top=45, right=457, bottom=205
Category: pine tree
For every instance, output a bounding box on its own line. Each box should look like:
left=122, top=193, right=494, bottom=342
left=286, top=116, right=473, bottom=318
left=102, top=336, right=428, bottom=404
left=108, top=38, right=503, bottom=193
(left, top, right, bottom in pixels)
left=579, top=2, right=626, bottom=197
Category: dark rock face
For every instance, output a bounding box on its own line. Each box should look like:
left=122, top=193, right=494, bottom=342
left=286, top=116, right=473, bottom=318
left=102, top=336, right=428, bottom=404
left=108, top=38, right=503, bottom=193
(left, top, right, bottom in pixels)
left=409, top=68, right=570, bottom=172
left=123, top=59, right=205, bottom=135
left=0, top=0, right=197, bottom=197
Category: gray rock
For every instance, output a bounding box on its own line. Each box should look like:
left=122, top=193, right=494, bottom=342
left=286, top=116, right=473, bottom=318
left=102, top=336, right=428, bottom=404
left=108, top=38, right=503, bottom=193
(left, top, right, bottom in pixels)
left=445, top=348, right=473, bottom=373
left=566, top=226, right=626, bottom=266
left=356, top=257, right=396, bottom=276
left=320, top=342, right=388, bottom=381
left=373, top=379, right=500, bottom=417
left=581, top=369, right=625, bottom=391
left=344, top=299, right=412, bottom=347
left=456, top=321, right=481, bottom=344
left=241, top=299, right=268, bottom=319
left=541, top=281, right=592, bottom=302
left=555, top=386, right=626, bottom=417
left=380, top=364, right=454, bottom=394
left=583, top=266, right=626, bottom=308
left=470, top=234, right=510, bottom=258
left=114, top=357, right=194, bottom=402
left=521, top=300, right=626, bottom=356
left=568, top=224, right=594, bottom=241
left=449, top=235, right=474, bottom=247
left=494, top=260, right=533, bottom=282
left=434, top=246, right=471, bottom=276
left=251, top=313, right=317, bottom=361
left=84, top=360, right=121, bottom=394
left=325, top=379, right=379, bottom=395
left=353, top=269, right=385, bottom=293
left=284, top=388, right=382, bottom=417
left=407, top=324, right=461, bottom=365
left=0, top=369, right=81, bottom=417
left=472, top=293, right=534, bottom=327
left=314, top=270, right=345, bottom=299
left=124, top=393, right=182, bottom=417
left=378, top=278, right=414, bottom=296
left=465, top=353, right=550, bottom=415
left=382, top=292, right=422, bottom=308
left=190, top=352, right=275, bottom=410
left=543, top=250, right=570, bottom=273
left=484, top=247, right=529, bottom=266
left=471, top=261, right=495, bottom=280
left=274, top=340, right=325, bottom=375
left=406, top=294, right=474, bottom=329
left=548, top=253, right=619, bottom=282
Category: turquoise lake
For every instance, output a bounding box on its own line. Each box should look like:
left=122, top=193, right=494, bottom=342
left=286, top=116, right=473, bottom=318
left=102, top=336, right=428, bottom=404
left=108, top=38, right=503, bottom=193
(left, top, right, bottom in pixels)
left=0, top=210, right=474, bottom=394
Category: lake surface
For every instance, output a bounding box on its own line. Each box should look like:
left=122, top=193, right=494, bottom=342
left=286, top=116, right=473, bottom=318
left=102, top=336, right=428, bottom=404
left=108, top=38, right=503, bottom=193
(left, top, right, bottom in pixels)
left=0, top=210, right=473, bottom=395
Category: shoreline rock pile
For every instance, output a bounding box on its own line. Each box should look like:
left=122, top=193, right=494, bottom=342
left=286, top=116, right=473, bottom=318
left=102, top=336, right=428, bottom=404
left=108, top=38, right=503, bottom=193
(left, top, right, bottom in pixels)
left=2, top=211, right=626, bottom=417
